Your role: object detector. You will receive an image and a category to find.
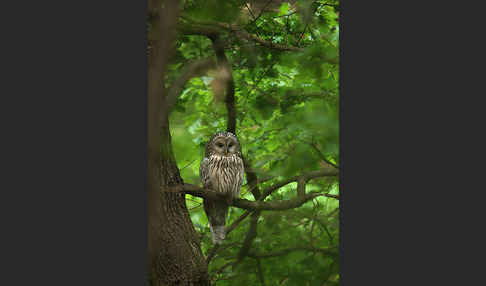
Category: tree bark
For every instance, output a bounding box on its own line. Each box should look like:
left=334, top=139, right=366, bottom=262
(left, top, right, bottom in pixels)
left=150, top=126, right=209, bottom=286
left=148, top=0, right=210, bottom=285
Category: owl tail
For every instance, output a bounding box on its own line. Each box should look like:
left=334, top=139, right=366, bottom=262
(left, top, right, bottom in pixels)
left=204, top=199, right=229, bottom=245
left=209, top=224, right=226, bottom=245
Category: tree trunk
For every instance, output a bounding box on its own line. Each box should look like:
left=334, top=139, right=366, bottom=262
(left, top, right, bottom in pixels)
left=149, top=125, right=209, bottom=286
left=147, top=0, right=210, bottom=284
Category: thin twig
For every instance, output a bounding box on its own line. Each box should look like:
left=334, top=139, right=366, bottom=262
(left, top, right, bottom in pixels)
left=273, top=10, right=299, bottom=18
left=246, top=0, right=274, bottom=27
left=309, top=140, right=339, bottom=169
left=248, top=246, right=337, bottom=258
left=256, top=258, right=266, bottom=285
left=181, top=159, right=197, bottom=170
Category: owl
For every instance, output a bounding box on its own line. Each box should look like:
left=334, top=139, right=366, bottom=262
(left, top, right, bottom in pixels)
left=200, top=131, right=245, bottom=244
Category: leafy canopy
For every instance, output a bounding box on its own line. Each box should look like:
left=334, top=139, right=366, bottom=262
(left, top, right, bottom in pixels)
left=167, top=0, right=339, bottom=285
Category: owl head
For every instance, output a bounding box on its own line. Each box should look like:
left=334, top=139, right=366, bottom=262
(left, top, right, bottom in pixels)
left=205, top=131, right=241, bottom=157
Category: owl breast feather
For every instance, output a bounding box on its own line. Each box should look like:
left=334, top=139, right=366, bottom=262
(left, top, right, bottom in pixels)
left=206, top=154, right=244, bottom=199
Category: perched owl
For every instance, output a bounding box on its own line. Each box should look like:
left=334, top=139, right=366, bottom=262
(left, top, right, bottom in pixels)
left=200, top=131, right=245, bottom=244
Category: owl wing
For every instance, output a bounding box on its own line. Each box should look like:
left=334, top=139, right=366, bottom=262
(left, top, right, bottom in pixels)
left=199, top=157, right=211, bottom=188
left=234, top=158, right=245, bottom=199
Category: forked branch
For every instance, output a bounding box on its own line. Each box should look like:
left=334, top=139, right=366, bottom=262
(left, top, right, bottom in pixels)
left=171, top=184, right=335, bottom=211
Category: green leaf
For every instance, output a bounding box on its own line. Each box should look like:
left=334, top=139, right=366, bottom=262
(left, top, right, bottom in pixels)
left=279, top=2, right=290, bottom=16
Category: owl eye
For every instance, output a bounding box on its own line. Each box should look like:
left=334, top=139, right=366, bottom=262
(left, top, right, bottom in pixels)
left=228, top=143, right=234, bottom=148
left=217, top=143, right=224, bottom=148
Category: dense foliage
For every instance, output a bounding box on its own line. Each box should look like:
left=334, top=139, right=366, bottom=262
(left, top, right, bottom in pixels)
left=164, top=0, right=339, bottom=285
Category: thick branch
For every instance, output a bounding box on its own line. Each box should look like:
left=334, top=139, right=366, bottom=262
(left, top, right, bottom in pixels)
left=178, top=20, right=341, bottom=63
left=181, top=21, right=302, bottom=52
left=178, top=22, right=221, bottom=37
left=239, top=192, right=324, bottom=211
left=175, top=168, right=338, bottom=211
left=261, top=167, right=338, bottom=199
left=172, top=184, right=227, bottom=201
left=173, top=184, right=328, bottom=211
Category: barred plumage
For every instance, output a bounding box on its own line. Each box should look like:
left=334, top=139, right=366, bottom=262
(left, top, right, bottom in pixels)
left=200, top=131, right=244, bottom=244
